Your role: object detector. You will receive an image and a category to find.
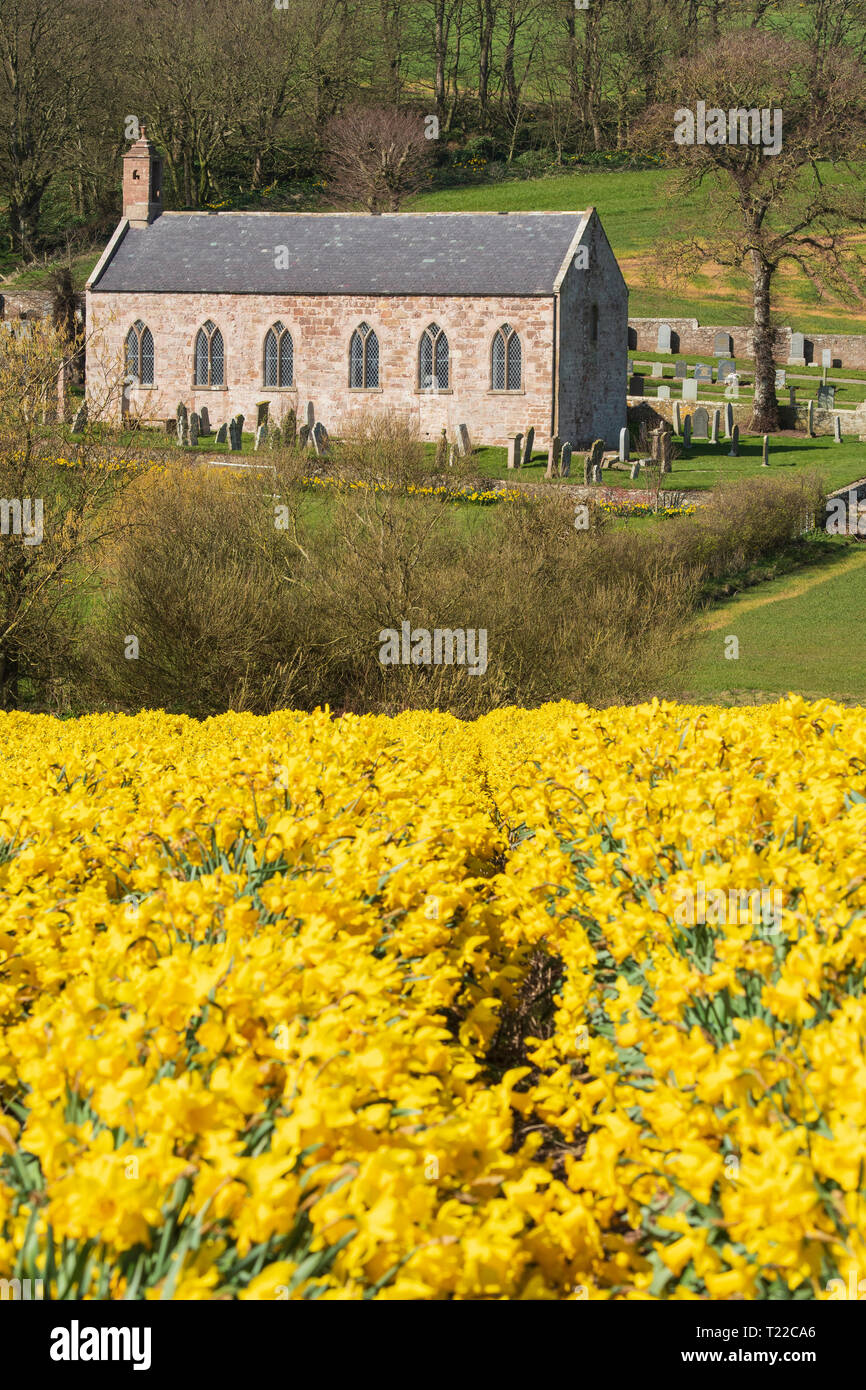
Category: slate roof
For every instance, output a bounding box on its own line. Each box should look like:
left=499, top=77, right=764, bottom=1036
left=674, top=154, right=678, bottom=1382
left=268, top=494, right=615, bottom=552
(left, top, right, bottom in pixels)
left=90, top=211, right=590, bottom=297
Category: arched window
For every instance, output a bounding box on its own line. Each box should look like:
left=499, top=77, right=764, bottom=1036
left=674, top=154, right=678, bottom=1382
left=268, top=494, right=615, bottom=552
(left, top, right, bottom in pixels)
left=194, top=320, right=224, bottom=386
left=125, top=320, right=154, bottom=385
left=263, top=322, right=293, bottom=387
left=349, top=322, right=379, bottom=389
left=419, top=323, right=449, bottom=390
left=491, top=323, right=521, bottom=391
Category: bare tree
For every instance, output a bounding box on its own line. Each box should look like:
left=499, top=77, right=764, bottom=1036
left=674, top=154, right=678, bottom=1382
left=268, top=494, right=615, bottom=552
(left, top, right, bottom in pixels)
left=637, top=31, right=866, bottom=432
left=0, top=0, right=104, bottom=254
left=323, top=106, right=434, bottom=212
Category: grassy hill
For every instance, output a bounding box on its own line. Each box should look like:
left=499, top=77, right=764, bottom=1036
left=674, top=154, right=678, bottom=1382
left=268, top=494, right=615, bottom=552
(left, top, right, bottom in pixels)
left=409, top=166, right=866, bottom=331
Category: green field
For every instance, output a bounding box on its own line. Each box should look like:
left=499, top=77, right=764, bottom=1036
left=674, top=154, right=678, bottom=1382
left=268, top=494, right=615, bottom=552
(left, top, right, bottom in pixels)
left=681, top=537, right=866, bottom=703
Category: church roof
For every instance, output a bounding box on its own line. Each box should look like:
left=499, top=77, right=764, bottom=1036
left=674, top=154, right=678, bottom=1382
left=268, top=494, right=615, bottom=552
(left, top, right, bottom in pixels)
left=89, top=210, right=591, bottom=297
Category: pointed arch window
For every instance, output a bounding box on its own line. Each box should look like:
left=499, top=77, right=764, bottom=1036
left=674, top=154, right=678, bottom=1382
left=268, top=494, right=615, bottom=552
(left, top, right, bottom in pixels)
left=491, top=323, right=521, bottom=391
left=349, top=322, right=379, bottom=389
left=263, top=322, right=293, bottom=388
left=125, top=320, right=154, bottom=385
left=419, top=323, right=449, bottom=390
left=194, top=320, right=224, bottom=386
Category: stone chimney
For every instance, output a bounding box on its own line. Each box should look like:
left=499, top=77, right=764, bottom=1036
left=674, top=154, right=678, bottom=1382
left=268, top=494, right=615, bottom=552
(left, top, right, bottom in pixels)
left=122, top=126, right=163, bottom=228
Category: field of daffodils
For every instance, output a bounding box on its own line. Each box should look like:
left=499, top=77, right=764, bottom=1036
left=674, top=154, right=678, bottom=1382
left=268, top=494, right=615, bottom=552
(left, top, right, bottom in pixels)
left=1, top=697, right=865, bottom=1299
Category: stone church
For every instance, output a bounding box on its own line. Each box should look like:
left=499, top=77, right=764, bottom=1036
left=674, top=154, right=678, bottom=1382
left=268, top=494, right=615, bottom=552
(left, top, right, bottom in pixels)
left=86, top=133, right=627, bottom=448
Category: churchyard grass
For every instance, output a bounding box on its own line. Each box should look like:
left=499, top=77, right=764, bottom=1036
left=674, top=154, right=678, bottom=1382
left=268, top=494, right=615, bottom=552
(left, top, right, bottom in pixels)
left=460, top=435, right=866, bottom=495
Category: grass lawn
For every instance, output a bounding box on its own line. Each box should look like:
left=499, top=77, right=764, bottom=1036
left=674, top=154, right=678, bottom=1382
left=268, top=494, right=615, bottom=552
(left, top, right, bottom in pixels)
left=455, top=434, right=866, bottom=494
left=680, top=536, right=866, bottom=703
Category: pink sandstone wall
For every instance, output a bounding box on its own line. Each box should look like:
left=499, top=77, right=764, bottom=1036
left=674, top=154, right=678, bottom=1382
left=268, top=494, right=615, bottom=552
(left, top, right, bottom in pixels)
left=86, top=290, right=558, bottom=447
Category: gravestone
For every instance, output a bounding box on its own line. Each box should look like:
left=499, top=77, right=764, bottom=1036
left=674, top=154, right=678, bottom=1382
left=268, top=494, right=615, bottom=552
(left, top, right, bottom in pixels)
left=789, top=331, right=806, bottom=366
left=255, top=423, right=267, bottom=451
left=659, top=428, right=672, bottom=474
left=822, top=348, right=832, bottom=369
left=619, top=427, right=629, bottom=463
left=560, top=442, right=572, bottom=477
left=788, top=386, right=797, bottom=408
left=682, top=379, right=698, bottom=401
left=176, top=403, right=189, bottom=446
left=651, top=361, right=664, bottom=379
left=694, top=364, right=713, bottom=385
left=657, top=323, right=672, bottom=352
left=507, top=433, right=523, bottom=469
left=189, top=411, right=200, bottom=446
left=522, top=426, right=535, bottom=465
left=268, top=423, right=283, bottom=451
left=711, top=410, right=720, bottom=444
left=215, top=423, right=227, bottom=444
left=714, top=331, right=732, bottom=356
left=717, top=358, right=735, bottom=381
left=728, top=424, right=739, bottom=457
left=298, top=423, right=311, bottom=449
left=762, top=435, right=769, bottom=467
left=692, top=406, right=709, bottom=439
left=724, top=374, right=740, bottom=400
left=313, top=421, right=330, bottom=455
left=775, top=369, right=786, bottom=391
left=546, top=434, right=562, bottom=479
left=673, top=401, right=682, bottom=434
left=71, top=403, right=87, bottom=433
left=657, top=385, right=671, bottom=400
left=586, top=439, right=604, bottom=481
left=164, top=419, right=175, bottom=435
left=284, top=408, right=297, bottom=447
left=447, top=444, right=457, bottom=468
left=834, top=415, right=843, bottom=444
left=724, top=402, right=734, bottom=438
left=629, top=461, right=641, bottom=481
left=682, top=415, right=692, bottom=448
left=583, top=454, right=593, bottom=485
left=817, top=385, right=836, bottom=410
left=257, top=402, right=270, bottom=430
left=628, top=374, right=645, bottom=396
left=593, top=462, right=603, bottom=484
left=674, top=361, right=688, bottom=379
left=199, top=405, right=210, bottom=435
left=457, top=423, right=472, bottom=457
left=228, top=418, right=241, bottom=451
left=306, top=401, right=315, bottom=431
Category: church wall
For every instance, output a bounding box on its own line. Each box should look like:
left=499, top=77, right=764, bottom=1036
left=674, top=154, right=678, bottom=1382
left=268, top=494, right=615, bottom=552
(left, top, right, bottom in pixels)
left=556, top=211, right=628, bottom=451
left=86, top=290, right=558, bottom=447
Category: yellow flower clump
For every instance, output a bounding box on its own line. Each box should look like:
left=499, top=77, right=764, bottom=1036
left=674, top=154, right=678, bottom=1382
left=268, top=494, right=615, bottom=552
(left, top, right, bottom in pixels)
left=0, top=697, right=864, bottom=1299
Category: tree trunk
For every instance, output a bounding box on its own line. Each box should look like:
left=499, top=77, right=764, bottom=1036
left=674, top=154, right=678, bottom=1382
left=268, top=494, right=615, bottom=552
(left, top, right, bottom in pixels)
left=749, top=252, right=781, bottom=432
left=478, top=0, right=493, bottom=128
left=434, top=0, right=447, bottom=119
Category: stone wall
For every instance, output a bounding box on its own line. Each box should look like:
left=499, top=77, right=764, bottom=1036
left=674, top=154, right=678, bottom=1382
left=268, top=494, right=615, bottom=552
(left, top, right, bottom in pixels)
left=86, top=289, right=563, bottom=447
left=558, top=210, right=628, bottom=449
left=629, top=317, right=866, bottom=370
left=0, top=290, right=56, bottom=320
